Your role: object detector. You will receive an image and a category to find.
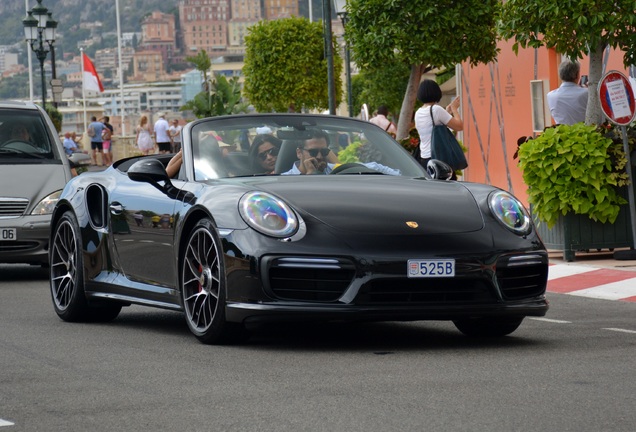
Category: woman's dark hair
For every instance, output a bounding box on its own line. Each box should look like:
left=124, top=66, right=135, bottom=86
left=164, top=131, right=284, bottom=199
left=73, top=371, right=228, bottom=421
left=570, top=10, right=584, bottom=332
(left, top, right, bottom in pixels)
left=249, top=134, right=282, bottom=172
left=417, top=79, right=442, bottom=103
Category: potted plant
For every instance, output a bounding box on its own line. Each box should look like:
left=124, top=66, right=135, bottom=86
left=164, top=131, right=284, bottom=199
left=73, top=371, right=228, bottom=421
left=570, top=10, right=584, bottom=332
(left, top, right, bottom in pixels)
left=517, top=122, right=634, bottom=261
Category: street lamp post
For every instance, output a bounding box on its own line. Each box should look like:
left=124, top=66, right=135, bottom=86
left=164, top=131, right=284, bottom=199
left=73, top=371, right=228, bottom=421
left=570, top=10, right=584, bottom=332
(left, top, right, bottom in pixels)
left=46, top=12, right=58, bottom=108
left=22, top=0, right=56, bottom=109
left=323, top=0, right=336, bottom=114
left=335, top=1, right=353, bottom=117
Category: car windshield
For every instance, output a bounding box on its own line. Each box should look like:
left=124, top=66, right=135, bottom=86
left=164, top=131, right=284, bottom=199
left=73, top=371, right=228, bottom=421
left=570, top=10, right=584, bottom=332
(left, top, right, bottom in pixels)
left=0, top=110, right=55, bottom=161
left=188, top=114, right=426, bottom=180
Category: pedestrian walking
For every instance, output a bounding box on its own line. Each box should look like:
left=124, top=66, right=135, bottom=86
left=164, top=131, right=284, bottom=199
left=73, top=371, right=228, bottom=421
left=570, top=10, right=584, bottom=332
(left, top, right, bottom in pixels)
left=168, top=119, right=182, bottom=153
left=87, top=116, right=105, bottom=166
left=154, top=113, right=171, bottom=154
left=136, top=115, right=155, bottom=155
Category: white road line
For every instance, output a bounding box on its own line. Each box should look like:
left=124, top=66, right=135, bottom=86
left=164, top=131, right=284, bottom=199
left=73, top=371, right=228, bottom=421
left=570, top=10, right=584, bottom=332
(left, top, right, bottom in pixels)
left=548, top=264, right=598, bottom=280
left=567, top=280, right=636, bottom=300
left=529, top=317, right=572, bottom=324
left=0, top=419, right=15, bottom=427
left=603, top=328, right=636, bottom=334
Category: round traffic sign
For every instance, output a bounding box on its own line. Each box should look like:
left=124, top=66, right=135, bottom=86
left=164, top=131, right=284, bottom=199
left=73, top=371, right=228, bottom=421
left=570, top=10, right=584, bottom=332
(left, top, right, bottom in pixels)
left=598, top=70, right=636, bottom=126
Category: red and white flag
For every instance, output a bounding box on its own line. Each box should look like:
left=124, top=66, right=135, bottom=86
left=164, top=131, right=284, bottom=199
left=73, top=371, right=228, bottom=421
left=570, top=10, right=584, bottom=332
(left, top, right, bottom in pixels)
left=82, top=53, right=104, bottom=93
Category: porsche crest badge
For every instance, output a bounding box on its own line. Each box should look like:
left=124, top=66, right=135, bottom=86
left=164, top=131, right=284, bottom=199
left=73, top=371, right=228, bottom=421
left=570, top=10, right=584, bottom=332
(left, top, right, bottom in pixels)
left=406, top=221, right=419, bottom=228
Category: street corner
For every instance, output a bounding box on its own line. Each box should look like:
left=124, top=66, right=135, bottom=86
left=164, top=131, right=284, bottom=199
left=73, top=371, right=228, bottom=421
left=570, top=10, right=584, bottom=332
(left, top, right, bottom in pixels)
left=548, top=248, right=636, bottom=302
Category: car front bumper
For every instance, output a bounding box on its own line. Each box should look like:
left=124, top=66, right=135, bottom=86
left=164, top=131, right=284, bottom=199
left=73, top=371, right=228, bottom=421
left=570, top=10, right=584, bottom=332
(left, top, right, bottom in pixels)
left=0, top=215, right=51, bottom=265
left=226, top=297, right=549, bottom=325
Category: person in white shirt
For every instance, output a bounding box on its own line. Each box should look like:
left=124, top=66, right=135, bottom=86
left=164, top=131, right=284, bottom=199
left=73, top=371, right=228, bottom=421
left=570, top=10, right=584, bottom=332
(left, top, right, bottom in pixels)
left=154, top=113, right=171, bottom=154
left=369, top=105, right=397, bottom=137
left=168, top=119, right=182, bottom=153
left=414, top=80, right=464, bottom=164
left=547, top=60, right=588, bottom=125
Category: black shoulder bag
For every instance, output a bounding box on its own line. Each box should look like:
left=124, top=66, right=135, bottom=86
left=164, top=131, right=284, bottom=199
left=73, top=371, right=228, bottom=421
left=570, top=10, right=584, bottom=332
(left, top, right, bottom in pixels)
left=430, top=105, right=468, bottom=170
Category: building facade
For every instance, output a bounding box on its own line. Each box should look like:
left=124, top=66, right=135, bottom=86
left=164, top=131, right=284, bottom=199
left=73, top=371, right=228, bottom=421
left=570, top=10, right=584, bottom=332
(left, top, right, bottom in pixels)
left=139, top=11, right=177, bottom=68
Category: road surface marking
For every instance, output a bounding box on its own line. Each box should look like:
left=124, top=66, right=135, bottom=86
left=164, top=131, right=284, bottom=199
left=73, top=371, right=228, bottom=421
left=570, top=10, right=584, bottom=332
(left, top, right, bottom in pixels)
left=530, top=317, right=571, bottom=324
left=547, top=265, right=636, bottom=302
left=603, top=328, right=636, bottom=334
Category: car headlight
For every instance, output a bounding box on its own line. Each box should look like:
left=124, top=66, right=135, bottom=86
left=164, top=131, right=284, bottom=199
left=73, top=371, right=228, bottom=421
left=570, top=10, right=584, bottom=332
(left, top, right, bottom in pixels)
left=239, top=191, right=298, bottom=238
left=488, top=191, right=531, bottom=235
left=30, top=190, right=62, bottom=215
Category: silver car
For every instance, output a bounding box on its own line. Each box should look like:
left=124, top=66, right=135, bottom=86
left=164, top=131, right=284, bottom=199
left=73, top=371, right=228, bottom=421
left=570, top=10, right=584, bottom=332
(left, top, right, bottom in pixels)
left=0, top=101, right=74, bottom=266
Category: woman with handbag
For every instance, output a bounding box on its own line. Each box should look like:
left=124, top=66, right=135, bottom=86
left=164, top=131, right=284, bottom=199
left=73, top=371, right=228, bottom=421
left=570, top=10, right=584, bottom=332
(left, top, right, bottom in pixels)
left=414, top=79, right=464, bottom=178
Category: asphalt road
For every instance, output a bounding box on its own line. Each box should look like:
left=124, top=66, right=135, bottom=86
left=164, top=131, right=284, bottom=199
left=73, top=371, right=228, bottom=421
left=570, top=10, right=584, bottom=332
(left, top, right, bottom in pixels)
left=1, top=264, right=635, bottom=432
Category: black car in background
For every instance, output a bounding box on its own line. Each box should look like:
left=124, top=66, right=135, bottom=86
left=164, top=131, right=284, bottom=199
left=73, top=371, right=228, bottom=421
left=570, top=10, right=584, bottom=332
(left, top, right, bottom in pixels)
left=49, top=114, right=549, bottom=344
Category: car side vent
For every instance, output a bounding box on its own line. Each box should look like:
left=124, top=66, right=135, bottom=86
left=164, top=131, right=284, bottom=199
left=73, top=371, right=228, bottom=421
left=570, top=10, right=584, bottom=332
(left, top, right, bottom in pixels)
left=265, top=257, right=356, bottom=302
left=85, top=184, right=107, bottom=229
left=496, top=254, right=548, bottom=299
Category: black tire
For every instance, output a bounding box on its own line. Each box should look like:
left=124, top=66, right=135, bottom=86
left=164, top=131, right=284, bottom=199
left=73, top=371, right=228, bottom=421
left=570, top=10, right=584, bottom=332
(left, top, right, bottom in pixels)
left=50, top=212, right=121, bottom=322
left=181, top=218, right=247, bottom=344
left=453, top=317, right=524, bottom=338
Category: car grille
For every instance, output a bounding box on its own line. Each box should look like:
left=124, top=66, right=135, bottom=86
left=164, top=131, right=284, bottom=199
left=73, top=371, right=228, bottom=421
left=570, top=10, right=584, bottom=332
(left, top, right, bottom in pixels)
left=0, top=198, right=29, bottom=218
left=266, top=257, right=356, bottom=302
left=496, top=254, right=548, bottom=299
left=356, top=278, right=496, bottom=305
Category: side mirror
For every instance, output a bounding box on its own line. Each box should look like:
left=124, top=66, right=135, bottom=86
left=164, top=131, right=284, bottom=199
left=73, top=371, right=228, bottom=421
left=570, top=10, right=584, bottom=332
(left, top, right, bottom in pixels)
left=68, top=152, right=91, bottom=168
left=128, top=158, right=171, bottom=184
left=127, top=158, right=196, bottom=204
left=426, top=159, right=454, bottom=180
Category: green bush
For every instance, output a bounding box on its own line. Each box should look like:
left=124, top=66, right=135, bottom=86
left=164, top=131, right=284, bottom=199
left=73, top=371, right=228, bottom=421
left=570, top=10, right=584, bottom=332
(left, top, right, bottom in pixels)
left=518, top=123, right=629, bottom=228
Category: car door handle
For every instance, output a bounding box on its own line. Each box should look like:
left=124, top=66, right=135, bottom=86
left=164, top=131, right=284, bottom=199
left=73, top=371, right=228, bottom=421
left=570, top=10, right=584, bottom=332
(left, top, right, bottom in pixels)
left=110, top=202, right=124, bottom=215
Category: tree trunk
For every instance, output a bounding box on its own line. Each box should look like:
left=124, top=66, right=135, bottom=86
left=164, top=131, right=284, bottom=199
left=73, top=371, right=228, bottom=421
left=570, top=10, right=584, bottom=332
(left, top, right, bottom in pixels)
left=586, top=41, right=607, bottom=125
left=396, top=64, right=427, bottom=141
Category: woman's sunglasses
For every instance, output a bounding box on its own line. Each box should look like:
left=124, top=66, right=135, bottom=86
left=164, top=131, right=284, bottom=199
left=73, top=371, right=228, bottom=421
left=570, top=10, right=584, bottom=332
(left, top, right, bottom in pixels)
left=302, top=148, right=330, bottom=157
left=258, top=146, right=279, bottom=160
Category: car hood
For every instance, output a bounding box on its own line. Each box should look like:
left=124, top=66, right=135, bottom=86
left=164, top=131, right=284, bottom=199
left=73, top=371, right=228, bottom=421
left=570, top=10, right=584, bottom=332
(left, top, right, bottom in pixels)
left=256, top=176, right=484, bottom=235
left=1, top=164, right=69, bottom=203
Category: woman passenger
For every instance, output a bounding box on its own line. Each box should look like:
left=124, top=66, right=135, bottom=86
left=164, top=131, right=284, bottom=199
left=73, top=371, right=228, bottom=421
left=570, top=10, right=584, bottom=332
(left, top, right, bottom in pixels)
left=248, top=134, right=282, bottom=174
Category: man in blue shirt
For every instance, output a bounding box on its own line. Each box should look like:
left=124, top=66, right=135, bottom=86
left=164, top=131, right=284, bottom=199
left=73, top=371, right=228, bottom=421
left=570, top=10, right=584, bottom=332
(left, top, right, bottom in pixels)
left=63, top=132, right=79, bottom=156
left=282, top=129, right=335, bottom=175
left=87, top=116, right=105, bottom=166
left=547, top=60, right=588, bottom=125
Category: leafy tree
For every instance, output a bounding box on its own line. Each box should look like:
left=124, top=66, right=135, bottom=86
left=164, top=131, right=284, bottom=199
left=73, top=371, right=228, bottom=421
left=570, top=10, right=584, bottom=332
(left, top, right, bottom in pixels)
left=345, top=0, right=501, bottom=139
left=182, top=49, right=247, bottom=118
left=500, top=1, right=636, bottom=125
left=353, top=63, right=411, bottom=123
left=185, top=50, right=212, bottom=92
left=0, top=73, right=29, bottom=99
left=45, top=105, right=63, bottom=133
left=243, top=16, right=343, bottom=112
left=181, top=74, right=249, bottom=119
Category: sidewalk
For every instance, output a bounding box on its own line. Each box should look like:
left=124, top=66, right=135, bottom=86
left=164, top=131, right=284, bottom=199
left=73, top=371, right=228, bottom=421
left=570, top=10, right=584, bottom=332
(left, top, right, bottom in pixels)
left=548, top=248, right=636, bottom=302
left=548, top=248, right=636, bottom=272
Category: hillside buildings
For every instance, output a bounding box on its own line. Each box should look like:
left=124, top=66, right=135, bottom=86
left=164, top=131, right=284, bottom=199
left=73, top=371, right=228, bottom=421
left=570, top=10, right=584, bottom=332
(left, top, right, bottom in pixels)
left=18, top=0, right=339, bottom=133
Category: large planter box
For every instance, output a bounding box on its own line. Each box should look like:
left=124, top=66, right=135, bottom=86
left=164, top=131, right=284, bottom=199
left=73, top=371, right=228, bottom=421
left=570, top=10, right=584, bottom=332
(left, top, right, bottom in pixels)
left=534, top=197, right=634, bottom=262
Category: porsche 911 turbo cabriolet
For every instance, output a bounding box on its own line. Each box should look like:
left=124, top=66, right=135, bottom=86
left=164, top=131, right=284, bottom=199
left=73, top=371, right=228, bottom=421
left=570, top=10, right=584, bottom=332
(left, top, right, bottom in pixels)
left=49, top=114, right=548, bottom=344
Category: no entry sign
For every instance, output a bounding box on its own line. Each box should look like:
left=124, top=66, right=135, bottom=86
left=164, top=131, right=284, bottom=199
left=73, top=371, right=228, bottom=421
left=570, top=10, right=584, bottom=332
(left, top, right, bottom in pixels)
left=598, top=70, right=636, bottom=125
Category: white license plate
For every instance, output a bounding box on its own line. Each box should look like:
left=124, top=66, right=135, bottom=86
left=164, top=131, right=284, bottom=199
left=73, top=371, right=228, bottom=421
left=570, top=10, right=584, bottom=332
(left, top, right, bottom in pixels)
left=408, top=259, right=455, bottom=278
left=1, top=228, right=17, bottom=241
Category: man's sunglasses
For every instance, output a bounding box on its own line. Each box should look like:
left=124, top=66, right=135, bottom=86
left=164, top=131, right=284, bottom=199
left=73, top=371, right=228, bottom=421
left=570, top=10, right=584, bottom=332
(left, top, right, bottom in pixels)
left=302, top=148, right=330, bottom=157
left=257, top=146, right=279, bottom=160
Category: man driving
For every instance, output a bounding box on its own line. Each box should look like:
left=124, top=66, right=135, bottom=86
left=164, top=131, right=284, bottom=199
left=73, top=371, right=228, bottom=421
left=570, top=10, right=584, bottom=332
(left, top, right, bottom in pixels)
left=282, top=129, right=338, bottom=175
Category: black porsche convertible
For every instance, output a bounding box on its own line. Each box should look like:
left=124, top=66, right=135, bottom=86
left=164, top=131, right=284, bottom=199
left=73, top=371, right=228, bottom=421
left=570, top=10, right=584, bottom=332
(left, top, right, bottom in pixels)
left=49, top=114, right=548, bottom=344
